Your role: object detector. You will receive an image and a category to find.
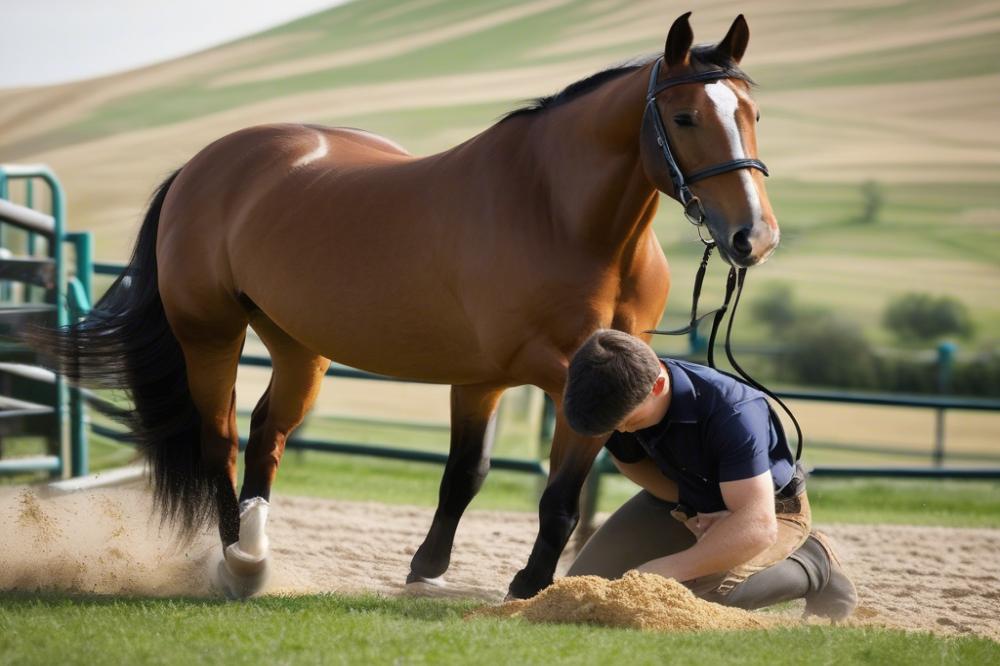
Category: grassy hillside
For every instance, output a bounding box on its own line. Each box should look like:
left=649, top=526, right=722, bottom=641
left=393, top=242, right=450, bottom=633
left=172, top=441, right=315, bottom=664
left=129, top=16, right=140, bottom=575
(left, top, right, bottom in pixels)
left=1, top=0, right=998, bottom=351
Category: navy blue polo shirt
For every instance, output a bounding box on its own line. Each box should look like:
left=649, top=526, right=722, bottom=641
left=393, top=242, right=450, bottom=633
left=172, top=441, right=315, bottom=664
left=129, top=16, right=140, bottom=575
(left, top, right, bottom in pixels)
left=604, top=358, right=794, bottom=514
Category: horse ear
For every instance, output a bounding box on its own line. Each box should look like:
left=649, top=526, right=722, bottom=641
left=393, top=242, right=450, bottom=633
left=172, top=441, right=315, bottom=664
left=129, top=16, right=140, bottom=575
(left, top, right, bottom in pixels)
left=715, top=14, right=750, bottom=64
left=664, top=12, right=694, bottom=68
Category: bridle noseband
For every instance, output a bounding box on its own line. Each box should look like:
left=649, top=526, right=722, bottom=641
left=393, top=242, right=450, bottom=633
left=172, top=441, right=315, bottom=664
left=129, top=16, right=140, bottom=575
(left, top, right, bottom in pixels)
left=642, top=58, right=802, bottom=463
left=642, top=56, right=769, bottom=231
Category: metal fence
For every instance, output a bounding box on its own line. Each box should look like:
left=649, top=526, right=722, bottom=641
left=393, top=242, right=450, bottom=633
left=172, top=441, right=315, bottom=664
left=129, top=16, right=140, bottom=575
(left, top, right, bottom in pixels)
left=0, top=164, right=92, bottom=477
left=92, top=254, right=1000, bottom=482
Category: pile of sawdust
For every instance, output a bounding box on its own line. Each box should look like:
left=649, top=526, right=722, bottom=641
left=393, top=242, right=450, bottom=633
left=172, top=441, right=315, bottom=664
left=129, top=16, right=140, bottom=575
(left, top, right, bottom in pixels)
left=472, top=571, right=778, bottom=632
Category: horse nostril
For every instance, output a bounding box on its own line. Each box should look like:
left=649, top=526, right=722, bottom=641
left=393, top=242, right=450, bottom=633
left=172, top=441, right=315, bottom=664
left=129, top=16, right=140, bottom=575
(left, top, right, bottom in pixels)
left=731, top=227, right=753, bottom=257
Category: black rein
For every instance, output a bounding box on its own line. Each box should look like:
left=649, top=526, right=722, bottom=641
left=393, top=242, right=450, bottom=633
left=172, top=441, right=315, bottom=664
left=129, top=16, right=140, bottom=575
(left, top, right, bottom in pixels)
left=640, top=57, right=803, bottom=462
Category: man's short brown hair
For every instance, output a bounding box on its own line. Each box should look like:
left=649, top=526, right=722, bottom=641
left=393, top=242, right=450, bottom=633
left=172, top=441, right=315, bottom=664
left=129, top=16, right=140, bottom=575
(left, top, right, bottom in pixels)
left=563, top=330, right=662, bottom=436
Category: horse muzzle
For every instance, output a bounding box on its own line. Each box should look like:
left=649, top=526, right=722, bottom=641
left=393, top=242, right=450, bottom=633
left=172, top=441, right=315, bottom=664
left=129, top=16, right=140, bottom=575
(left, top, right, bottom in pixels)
left=709, top=221, right=779, bottom=269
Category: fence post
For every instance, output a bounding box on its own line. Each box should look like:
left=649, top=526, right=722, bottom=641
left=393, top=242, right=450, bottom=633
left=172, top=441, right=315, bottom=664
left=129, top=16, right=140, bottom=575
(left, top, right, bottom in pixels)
left=932, top=342, right=956, bottom=466
left=67, top=231, right=94, bottom=477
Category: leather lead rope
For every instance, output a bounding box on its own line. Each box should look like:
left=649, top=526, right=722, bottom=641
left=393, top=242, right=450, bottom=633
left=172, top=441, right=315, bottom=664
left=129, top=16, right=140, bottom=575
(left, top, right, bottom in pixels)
left=641, top=56, right=801, bottom=462
left=645, top=243, right=720, bottom=336
left=646, top=262, right=804, bottom=462
left=721, top=270, right=804, bottom=462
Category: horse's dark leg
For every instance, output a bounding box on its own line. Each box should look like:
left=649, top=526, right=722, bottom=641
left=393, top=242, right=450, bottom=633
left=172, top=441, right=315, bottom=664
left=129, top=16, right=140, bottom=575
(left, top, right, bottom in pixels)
left=238, top=379, right=272, bottom=502
left=218, top=314, right=328, bottom=598
left=507, top=409, right=606, bottom=599
left=173, top=327, right=247, bottom=550
left=240, top=314, right=330, bottom=503
left=408, top=383, right=504, bottom=584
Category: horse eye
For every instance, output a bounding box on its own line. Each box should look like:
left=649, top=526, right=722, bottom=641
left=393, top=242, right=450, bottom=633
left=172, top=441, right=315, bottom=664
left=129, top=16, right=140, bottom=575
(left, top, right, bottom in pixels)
left=756, top=110, right=761, bottom=122
left=673, top=113, right=696, bottom=127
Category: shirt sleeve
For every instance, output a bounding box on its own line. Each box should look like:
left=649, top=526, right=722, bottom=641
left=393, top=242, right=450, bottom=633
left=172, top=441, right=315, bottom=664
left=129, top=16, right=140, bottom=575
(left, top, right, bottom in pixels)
left=706, top=398, right=772, bottom=483
left=604, top=430, right=646, bottom=464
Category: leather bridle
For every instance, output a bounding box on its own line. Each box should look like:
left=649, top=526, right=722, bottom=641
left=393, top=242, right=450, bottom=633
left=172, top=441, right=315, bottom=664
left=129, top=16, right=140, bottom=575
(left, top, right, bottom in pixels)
left=641, top=56, right=769, bottom=231
left=641, top=57, right=803, bottom=463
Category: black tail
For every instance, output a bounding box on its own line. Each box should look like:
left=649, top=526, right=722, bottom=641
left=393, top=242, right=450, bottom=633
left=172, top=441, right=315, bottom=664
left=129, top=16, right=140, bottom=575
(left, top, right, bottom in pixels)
left=27, top=170, right=214, bottom=538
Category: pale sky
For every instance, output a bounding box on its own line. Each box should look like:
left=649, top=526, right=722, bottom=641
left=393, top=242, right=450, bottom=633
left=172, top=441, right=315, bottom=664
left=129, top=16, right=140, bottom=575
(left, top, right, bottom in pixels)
left=0, top=0, right=352, bottom=88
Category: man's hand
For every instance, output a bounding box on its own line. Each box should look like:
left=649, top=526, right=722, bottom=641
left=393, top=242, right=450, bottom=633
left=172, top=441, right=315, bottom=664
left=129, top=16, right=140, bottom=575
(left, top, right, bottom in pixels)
left=684, top=510, right=731, bottom=540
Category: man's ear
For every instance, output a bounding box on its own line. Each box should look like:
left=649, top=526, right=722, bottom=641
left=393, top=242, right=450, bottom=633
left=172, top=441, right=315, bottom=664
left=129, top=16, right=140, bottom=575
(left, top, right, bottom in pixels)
left=652, top=375, right=667, bottom=395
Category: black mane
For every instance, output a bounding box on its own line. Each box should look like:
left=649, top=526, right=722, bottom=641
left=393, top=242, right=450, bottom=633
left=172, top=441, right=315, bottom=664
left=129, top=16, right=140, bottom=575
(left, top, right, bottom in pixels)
left=500, top=46, right=754, bottom=122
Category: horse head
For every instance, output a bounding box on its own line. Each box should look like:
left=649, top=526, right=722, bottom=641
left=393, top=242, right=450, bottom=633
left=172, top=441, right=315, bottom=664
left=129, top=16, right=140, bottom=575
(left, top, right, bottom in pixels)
left=640, top=13, right=779, bottom=267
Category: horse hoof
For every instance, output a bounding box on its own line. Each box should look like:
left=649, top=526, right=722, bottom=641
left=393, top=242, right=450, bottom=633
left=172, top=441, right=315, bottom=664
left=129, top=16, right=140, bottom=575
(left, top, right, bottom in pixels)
left=217, top=557, right=270, bottom=600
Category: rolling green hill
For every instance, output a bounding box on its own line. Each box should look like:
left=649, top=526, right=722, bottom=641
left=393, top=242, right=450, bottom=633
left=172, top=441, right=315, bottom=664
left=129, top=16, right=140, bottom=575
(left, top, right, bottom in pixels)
left=1, top=0, right=998, bottom=349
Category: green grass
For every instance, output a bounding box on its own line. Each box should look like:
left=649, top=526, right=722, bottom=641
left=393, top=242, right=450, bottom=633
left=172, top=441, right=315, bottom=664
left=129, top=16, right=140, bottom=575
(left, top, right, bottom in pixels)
left=652, top=178, right=1000, bottom=348
left=271, top=448, right=545, bottom=512
left=265, top=448, right=1000, bottom=528
left=7, top=436, right=998, bottom=527
left=0, top=593, right=996, bottom=666
left=806, top=477, right=1000, bottom=527
left=9, top=410, right=999, bottom=527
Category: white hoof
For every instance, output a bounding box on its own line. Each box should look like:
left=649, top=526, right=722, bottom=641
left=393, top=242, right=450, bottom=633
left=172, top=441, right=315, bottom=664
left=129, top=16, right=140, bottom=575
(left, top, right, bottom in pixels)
left=217, top=498, right=272, bottom=599
left=217, top=556, right=270, bottom=599
left=236, top=497, right=270, bottom=559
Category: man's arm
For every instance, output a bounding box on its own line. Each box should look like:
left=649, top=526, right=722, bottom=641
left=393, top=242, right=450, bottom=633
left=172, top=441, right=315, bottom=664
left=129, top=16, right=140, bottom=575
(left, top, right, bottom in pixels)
left=611, top=454, right=679, bottom=503
left=636, top=470, right=777, bottom=582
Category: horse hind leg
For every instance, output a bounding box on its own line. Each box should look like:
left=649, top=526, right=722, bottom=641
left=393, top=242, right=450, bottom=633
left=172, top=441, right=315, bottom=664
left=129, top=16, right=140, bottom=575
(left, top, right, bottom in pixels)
left=218, top=310, right=330, bottom=598
left=408, top=383, right=505, bottom=587
left=170, top=316, right=247, bottom=553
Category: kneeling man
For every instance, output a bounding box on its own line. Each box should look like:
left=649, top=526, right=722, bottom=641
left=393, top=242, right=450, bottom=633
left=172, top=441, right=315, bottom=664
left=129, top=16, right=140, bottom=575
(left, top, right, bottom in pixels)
left=563, top=330, right=856, bottom=619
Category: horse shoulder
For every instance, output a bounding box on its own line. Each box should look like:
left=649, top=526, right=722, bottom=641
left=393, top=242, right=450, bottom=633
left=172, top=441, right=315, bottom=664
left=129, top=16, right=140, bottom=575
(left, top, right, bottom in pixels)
left=613, top=231, right=670, bottom=333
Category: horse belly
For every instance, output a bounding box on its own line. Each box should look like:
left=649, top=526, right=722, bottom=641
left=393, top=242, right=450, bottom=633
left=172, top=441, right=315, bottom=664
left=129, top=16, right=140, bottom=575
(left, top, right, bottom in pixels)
left=233, top=217, right=490, bottom=384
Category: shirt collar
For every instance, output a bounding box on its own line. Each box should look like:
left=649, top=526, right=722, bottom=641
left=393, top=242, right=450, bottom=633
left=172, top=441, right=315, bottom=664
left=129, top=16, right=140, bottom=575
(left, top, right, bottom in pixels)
left=662, top=359, right=698, bottom=424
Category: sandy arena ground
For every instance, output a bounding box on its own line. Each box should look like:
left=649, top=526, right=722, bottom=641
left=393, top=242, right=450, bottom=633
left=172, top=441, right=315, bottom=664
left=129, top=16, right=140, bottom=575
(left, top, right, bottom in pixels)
left=1, top=483, right=997, bottom=641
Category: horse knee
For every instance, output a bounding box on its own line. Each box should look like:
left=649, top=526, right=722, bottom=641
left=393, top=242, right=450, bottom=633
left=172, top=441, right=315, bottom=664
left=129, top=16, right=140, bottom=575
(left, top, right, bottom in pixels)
left=473, top=458, right=490, bottom=485
left=447, top=450, right=490, bottom=495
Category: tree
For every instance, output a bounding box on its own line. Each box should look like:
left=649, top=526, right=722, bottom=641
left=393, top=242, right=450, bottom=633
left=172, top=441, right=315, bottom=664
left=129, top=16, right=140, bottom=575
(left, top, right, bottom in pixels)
left=859, top=179, right=883, bottom=224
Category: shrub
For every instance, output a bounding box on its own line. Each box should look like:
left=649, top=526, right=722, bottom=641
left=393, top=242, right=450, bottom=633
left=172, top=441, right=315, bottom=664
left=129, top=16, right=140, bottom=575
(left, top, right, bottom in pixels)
left=750, top=283, right=796, bottom=335
left=782, top=314, right=878, bottom=388
left=883, top=293, right=973, bottom=342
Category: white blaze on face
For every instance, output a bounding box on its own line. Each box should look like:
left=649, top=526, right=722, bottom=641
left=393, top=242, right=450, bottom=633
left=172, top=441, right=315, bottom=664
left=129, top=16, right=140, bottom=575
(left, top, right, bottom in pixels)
left=703, top=81, right=762, bottom=225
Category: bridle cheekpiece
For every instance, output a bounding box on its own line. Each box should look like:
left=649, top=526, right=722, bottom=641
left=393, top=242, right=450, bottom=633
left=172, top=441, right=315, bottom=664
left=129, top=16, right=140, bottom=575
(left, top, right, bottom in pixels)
left=642, top=57, right=802, bottom=462
left=643, top=56, right=769, bottom=236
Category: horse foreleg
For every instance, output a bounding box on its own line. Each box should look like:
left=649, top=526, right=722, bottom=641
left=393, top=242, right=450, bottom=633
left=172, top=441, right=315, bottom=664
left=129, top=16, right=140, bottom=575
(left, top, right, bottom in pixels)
left=507, top=409, right=606, bottom=599
left=407, top=383, right=504, bottom=585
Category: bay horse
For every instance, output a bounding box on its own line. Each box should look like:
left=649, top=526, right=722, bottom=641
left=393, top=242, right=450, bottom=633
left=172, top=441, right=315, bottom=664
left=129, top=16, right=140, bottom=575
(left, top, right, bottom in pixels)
left=34, top=13, right=778, bottom=599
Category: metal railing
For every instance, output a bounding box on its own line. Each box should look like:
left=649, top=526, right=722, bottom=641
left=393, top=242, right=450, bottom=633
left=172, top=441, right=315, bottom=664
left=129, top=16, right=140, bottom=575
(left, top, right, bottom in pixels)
left=8, top=208, right=1000, bottom=484
left=0, top=165, right=92, bottom=478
